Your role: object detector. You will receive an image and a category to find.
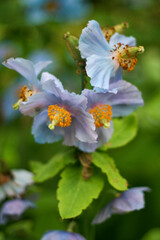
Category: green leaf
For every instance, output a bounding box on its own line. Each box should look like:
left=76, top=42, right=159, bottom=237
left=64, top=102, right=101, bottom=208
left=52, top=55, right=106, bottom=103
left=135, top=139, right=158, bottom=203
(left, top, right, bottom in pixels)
left=33, top=149, right=76, bottom=183
left=30, top=161, right=43, bottom=175
left=100, top=114, right=137, bottom=151
left=57, top=166, right=104, bottom=219
left=92, top=152, right=128, bottom=191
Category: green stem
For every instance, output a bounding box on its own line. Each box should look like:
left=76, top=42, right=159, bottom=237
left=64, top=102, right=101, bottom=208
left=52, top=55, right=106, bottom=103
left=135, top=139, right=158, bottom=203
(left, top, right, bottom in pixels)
left=67, top=220, right=76, bottom=232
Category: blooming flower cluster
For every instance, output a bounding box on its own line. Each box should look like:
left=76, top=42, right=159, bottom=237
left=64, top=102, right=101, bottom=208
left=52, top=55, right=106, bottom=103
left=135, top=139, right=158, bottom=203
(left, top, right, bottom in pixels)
left=3, top=20, right=144, bottom=152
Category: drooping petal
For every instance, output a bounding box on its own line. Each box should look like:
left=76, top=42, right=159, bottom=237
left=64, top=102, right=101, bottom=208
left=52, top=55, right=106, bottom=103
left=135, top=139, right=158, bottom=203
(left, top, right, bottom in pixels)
left=0, top=199, right=35, bottom=224
left=71, top=106, right=97, bottom=143
left=40, top=72, right=64, bottom=91
left=19, top=91, right=56, bottom=117
left=79, top=20, right=111, bottom=58
left=108, top=80, right=144, bottom=117
left=34, top=61, right=52, bottom=76
left=83, top=80, right=144, bottom=117
left=75, top=122, right=113, bottom=153
left=109, top=33, right=136, bottom=48
left=32, top=110, right=63, bottom=144
left=3, top=58, right=37, bottom=85
left=86, top=55, right=119, bottom=89
left=92, top=203, right=113, bottom=224
left=92, top=187, right=150, bottom=224
left=41, top=230, right=86, bottom=240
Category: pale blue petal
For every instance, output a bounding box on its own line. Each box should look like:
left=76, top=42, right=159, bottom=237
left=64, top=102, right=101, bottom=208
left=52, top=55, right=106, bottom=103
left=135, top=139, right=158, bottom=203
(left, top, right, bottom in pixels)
left=75, top=122, right=113, bottom=152
left=34, top=61, right=52, bottom=76
left=92, top=187, right=150, bottom=224
left=79, top=20, right=111, bottom=58
left=40, top=73, right=64, bottom=91
left=32, top=110, right=63, bottom=144
left=109, top=33, right=136, bottom=48
left=86, top=55, right=119, bottom=89
left=0, top=199, right=35, bottom=224
left=41, top=230, right=86, bottom=240
left=19, top=91, right=56, bottom=117
left=2, top=58, right=38, bottom=86
left=92, top=203, right=113, bottom=224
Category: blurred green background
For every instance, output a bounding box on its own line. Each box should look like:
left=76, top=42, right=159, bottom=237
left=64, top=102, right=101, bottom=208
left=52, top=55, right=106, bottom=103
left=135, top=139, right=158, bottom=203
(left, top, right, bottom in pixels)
left=0, top=0, right=160, bottom=239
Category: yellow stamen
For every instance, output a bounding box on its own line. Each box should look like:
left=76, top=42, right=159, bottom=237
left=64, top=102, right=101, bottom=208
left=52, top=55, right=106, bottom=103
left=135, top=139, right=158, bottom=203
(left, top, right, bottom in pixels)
left=13, top=85, right=33, bottom=110
left=48, top=105, right=72, bottom=130
left=111, top=44, right=144, bottom=72
left=89, top=104, right=112, bottom=128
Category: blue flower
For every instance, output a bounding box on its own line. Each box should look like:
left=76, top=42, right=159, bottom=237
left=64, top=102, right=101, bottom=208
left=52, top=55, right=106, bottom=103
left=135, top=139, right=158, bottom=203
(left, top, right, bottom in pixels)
left=19, top=73, right=97, bottom=146
left=41, top=230, right=86, bottom=240
left=0, top=199, right=35, bottom=224
left=0, top=170, right=34, bottom=203
left=92, top=187, right=150, bottom=224
left=2, top=57, right=52, bottom=110
left=20, top=0, right=91, bottom=25
left=79, top=20, right=144, bottom=92
left=75, top=80, right=144, bottom=152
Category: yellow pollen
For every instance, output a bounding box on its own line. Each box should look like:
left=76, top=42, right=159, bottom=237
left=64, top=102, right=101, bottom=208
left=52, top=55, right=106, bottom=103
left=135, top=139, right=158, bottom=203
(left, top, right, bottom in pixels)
left=48, top=105, right=72, bottom=128
left=111, top=43, right=138, bottom=72
left=20, top=85, right=33, bottom=101
left=89, top=104, right=112, bottom=128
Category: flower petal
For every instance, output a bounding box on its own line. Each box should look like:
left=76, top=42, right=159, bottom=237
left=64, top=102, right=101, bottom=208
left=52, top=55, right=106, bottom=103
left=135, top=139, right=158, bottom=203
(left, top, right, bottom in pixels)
left=41, top=230, right=86, bottom=240
left=86, top=55, right=119, bottom=89
left=34, top=61, right=52, bottom=76
left=12, top=170, right=34, bottom=187
left=3, top=58, right=37, bottom=85
left=109, top=33, right=136, bottom=48
left=0, top=199, right=35, bottom=224
left=40, top=72, right=64, bottom=91
left=79, top=20, right=111, bottom=58
left=19, top=91, right=55, bottom=117
left=32, top=110, right=63, bottom=144
left=92, top=203, right=113, bottom=224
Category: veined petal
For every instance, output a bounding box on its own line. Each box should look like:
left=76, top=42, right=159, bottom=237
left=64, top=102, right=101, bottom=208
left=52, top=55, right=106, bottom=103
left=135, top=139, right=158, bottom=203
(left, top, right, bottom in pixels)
left=108, top=80, right=144, bottom=117
left=40, top=72, right=64, bottom=91
left=75, top=122, right=113, bottom=152
left=109, top=33, right=136, bottom=48
left=86, top=55, right=119, bottom=89
left=34, top=61, right=52, bottom=76
left=32, top=110, right=63, bottom=144
left=3, top=58, right=37, bottom=84
left=19, top=91, right=55, bottom=117
left=73, top=107, right=97, bottom=143
left=79, top=20, right=111, bottom=58
left=92, top=187, right=150, bottom=224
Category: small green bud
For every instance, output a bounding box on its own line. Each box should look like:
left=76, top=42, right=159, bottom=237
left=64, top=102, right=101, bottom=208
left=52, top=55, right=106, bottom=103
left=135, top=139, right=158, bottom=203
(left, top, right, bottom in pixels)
left=64, top=32, right=83, bottom=62
left=121, top=46, right=145, bottom=59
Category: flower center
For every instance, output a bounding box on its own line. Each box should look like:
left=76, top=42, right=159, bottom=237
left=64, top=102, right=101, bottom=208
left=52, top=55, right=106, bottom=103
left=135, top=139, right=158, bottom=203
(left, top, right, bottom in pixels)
left=48, top=104, right=72, bottom=130
left=89, top=104, right=112, bottom=129
left=111, top=44, right=144, bottom=72
left=13, top=85, right=34, bottom=110
left=0, top=172, right=12, bottom=185
left=45, top=1, right=59, bottom=12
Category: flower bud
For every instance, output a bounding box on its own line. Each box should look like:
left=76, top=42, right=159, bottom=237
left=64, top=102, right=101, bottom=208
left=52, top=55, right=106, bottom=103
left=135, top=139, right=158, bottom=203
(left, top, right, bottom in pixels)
left=64, top=32, right=84, bottom=62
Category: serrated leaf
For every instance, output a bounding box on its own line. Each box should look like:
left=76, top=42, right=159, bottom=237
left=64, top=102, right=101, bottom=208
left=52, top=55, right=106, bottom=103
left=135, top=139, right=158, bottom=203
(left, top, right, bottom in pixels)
left=33, top=149, right=76, bottom=182
left=100, top=114, right=137, bottom=151
left=30, top=161, right=43, bottom=175
left=57, top=166, right=104, bottom=219
left=92, top=152, right=128, bottom=191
